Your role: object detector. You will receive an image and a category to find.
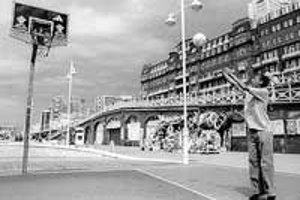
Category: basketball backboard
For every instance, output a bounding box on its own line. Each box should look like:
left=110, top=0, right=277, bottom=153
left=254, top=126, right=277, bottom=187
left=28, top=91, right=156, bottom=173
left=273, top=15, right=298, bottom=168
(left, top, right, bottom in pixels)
left=10, top=2, right=69, bottom=47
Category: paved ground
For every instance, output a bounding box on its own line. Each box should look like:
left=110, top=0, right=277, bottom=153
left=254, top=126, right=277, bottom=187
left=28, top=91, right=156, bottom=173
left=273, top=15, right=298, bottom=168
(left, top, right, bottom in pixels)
left=0, top=171, right=211, bottom=200
left=0, top=142, right=300, bottom=200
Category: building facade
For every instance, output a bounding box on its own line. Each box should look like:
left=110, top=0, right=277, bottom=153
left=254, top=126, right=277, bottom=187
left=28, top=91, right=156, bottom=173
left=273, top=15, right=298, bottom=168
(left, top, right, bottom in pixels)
left=95, top=95, right=133, bottom=112
left=248, top=0, right=291, bottom=23
left=141, top=1, right=300, bottom=153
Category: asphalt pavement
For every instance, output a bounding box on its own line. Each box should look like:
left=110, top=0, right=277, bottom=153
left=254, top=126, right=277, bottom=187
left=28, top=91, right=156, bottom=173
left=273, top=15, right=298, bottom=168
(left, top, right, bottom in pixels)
left=0, top=143, right=300, bottom=200
left=0, top=170, right=210, bottom=200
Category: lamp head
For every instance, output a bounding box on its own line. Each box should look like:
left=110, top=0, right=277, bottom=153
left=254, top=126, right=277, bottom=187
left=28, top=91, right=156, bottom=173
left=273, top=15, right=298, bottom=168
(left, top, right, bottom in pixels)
left=165, top=13, right=176, bottom=26
left=191, top=0, right=203, bottom=11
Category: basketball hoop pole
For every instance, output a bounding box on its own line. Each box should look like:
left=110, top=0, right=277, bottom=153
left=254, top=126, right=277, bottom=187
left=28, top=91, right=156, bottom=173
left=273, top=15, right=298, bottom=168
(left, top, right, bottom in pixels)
left=22, top=43, right=38, bottom=174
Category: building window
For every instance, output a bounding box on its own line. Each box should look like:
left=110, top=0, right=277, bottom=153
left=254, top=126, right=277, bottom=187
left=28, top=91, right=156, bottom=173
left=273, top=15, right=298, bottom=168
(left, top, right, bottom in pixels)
left=265, top=29, right=269, bottom=35
left=206, top=51, right=210, bottom=57
left=278, top=36, right=282, bottom=43
left=276, top=23, right=281, bottom=31
left=284, top=20, right=288, bottom=28
left=296, top=43, right=300, bottom=51
left=285, top=34, right=290, bottom=41
left=272, top=25, right=276, bottom=32
left=289, top=19, right=293, bottom=26
left=207, top=43, right=211, bottom=49
left=213, top=40, right=217, bottom=47
left=297, top=16, right=300, bottom=23
left=218, top=37, right=223, bottom=45
left=290, top=32, right=295, bottom=40
left=223, top=44, right=228, bottom=51
left=191, top=47, right=197, bottom=53
left=212, top=49, right=216, bottom=55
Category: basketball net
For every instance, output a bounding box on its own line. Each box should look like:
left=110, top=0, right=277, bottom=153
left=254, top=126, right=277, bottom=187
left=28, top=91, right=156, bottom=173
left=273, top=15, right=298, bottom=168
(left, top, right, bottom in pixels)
left=30, top=32, right=53, bottom=57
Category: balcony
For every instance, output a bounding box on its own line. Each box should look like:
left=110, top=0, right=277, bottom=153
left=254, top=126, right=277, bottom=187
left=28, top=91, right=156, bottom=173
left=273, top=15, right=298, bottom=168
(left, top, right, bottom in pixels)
left=284, top=65, right=300, bottom=74
left=261, top=57, right=279, bottom=65
left=83, top=85, right=300, bottom=121
left=148, top=88, right=169, bottom=97
left=199, top=83, right=230, bottom=93
left=282, top=50, right=300, bottom=60
left=190, top=79, right=197, bottom=85
left=252, top=62, right=262, bottom=69
left=198, top=74, right=222, bottom=83
left=175, top=84, right=183, bottom=89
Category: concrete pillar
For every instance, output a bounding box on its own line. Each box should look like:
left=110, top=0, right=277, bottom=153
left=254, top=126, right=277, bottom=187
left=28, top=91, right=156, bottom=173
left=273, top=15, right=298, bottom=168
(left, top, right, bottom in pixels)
left=139, top=125, right=145, bottom=147
left=89, top=125, right=94, bottom=145
left=103, top=125, right=109, bottom=145
left=120, top=125, right=125, bottom=146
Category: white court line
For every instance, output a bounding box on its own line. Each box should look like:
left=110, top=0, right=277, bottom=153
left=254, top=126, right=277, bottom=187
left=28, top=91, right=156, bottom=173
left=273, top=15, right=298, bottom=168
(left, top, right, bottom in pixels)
left=136, top=168, right=217, bottom=200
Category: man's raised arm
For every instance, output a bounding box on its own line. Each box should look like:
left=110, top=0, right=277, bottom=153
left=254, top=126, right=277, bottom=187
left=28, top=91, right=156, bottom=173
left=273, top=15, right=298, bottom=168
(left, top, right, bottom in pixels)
left=222, top=68, right=264, bottom=101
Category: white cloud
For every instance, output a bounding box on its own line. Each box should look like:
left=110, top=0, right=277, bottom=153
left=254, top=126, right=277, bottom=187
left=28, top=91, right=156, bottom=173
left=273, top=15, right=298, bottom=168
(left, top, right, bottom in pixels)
left=69, top=5, right=128, bottom=37
left=37, top=75, right=94, bottom=88
left=0, top=59, right=27, bottom=75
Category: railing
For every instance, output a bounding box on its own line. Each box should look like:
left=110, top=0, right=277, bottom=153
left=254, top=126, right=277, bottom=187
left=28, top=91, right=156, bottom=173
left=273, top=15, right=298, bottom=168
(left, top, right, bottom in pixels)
left=98, top=85, right=300, bottom=114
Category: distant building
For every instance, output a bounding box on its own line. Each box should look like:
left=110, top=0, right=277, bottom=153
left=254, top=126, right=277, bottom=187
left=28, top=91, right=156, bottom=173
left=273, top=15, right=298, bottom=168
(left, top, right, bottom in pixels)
left=0, top=125, right=16, bottom=140
left=95, top=95, right=133, bottom=112
left=70, top=96, right=87, bottom=119
left=40, top=109, right=51, bottom=131
left=51, top=95, right=67, bottom=119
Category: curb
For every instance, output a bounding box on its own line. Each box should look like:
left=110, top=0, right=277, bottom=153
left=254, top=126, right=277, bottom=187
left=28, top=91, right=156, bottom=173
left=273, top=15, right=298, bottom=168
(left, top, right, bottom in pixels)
left=0, top=143, right=181, bottom=164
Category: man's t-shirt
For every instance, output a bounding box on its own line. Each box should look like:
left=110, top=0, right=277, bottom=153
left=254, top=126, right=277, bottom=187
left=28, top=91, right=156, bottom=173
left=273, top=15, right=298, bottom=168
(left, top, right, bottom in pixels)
left=244, top=87, right=270, bottom=131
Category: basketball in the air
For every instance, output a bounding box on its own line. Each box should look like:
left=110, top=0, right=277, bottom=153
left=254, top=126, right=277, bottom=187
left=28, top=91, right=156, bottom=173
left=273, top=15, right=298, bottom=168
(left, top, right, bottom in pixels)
left=192, top=32, right=206, bottom=47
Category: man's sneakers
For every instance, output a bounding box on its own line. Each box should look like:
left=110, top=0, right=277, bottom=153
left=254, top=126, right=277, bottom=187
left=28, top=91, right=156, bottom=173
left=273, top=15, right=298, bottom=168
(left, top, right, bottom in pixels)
left=249, top=194, right=276, bottom=200
left=266, top=195, right=276, bottom=200
left=249, top=194, right=263, bottom=200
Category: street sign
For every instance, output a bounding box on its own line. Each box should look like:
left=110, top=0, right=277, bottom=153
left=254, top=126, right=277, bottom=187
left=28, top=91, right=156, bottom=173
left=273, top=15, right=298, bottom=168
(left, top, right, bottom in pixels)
left=10, top=2, right=69, bottom=47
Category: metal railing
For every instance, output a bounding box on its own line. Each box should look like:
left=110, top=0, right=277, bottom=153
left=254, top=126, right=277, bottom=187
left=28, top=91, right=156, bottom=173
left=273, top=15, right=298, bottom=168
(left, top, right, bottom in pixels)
left=99, top=85, right=300, bottom=114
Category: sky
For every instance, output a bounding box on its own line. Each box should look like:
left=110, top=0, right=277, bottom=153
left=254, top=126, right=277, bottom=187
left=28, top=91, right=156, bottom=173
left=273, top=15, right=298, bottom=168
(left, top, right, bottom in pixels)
left=0, top=0, right=249, bottom=129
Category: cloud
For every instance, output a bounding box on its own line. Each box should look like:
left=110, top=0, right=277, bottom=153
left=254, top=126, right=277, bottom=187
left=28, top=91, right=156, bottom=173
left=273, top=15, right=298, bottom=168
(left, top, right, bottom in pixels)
left=0, top=98, right=24, bottom=126
left=0, top=59, right=27, bottom=76
left=0, top=0, right=249, bottom=128
left=69, top=5, right=128, bottom=37
left=37, top=75, right=95, bottom=88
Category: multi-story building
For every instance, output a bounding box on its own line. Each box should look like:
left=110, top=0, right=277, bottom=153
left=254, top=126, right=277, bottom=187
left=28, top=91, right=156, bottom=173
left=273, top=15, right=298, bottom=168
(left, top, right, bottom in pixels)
left=248, top=0, right=291, bottom=23
left=141, top=17, right=253, bottom=101
left=40, top=109, right=51, bottom=131
left=141, top=1, right=300, bottom=152
left=51, top=95, right=67, bottom=119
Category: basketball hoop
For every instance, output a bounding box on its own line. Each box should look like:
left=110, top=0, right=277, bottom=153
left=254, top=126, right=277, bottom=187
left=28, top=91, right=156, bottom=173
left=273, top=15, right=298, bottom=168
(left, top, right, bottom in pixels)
left=30, top=32, right=53, bottom=57
left=10, top=1, right=69, bottom=175
left=29, top=17, right=55, bottom=57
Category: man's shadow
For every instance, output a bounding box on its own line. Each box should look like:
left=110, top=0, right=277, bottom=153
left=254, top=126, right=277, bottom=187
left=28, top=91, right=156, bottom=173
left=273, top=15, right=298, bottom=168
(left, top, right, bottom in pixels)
left=235, top=186, right=253, bottom=197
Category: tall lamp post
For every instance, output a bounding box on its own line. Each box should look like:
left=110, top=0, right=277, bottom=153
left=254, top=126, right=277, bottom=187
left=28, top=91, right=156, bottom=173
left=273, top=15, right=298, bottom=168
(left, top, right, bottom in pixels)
left=166, top=0, right=206, bottom=164
left=66, top=61, right=76, bottom=145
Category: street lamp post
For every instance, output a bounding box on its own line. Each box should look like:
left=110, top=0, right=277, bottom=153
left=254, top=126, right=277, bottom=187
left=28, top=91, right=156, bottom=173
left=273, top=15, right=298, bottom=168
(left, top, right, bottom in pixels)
left=180, top=0, right=189, bottom=165
left=66, top=61, right=76, bottom=145
left=166, top=0, right=205, bottom=164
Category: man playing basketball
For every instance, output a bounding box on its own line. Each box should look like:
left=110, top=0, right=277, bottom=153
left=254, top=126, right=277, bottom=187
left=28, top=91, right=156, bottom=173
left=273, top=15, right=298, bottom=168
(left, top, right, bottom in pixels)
left=222, top=68, right=276, bottom=200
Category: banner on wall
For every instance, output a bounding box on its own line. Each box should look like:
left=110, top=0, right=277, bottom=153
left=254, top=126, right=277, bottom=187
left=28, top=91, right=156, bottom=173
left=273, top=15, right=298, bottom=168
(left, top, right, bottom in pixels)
left=296, top=119, right=300, bottom=135
left=270, top=120, right=284, bottom=135
left=127, top=122, right=141, bottom=141
left=286, top=119, right=297, bottom=135
left=232, top=123, right=246, bottom=137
